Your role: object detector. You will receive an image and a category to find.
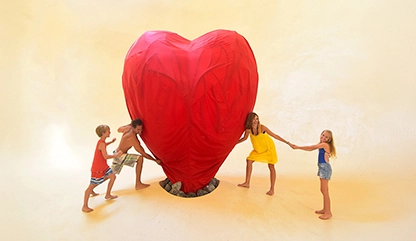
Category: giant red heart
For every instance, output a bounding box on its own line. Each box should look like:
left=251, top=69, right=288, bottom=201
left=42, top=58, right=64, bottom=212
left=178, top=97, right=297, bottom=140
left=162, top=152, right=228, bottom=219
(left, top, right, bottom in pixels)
left=122, top=30, right=258, bottom=193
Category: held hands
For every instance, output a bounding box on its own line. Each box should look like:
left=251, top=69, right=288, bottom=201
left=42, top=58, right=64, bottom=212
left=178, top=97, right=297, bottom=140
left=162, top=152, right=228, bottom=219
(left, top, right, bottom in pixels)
left=155, top=159, right=162, bottom=165
left=289, top=143, right=299, bottom=149
left=115, top=150, right=123, bottom=157
left=279, top=139, right=294, bottom=149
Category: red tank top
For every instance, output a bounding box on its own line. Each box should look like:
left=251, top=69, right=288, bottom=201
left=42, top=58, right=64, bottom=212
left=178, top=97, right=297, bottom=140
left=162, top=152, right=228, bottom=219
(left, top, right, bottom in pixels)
left=91, top=139, right=109, bottom=175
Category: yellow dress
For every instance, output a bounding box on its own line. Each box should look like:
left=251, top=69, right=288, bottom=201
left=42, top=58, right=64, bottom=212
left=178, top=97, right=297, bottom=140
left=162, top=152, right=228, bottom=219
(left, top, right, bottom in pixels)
left=247, top=129, right=278, bottom=164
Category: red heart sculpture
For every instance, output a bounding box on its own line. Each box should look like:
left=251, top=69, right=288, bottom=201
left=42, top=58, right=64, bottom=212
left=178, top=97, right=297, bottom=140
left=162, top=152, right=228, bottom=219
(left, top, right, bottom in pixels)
left=122, top=30, right=258, bottom=193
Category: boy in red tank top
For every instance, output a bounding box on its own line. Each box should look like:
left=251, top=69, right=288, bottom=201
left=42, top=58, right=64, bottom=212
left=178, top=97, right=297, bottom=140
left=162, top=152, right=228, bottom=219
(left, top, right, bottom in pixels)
left=82, top=125, right=122, bottom=213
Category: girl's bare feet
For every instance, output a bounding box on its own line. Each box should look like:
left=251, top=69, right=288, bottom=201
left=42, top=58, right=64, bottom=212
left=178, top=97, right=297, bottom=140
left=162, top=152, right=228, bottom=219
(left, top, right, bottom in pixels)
left=319, top=213, right=332, bottom=220
left=105, top=194, right=118, bottom=200
left=238, top=183, right=250, bottom=188
left=266, top=190, right=274, bottom=196
left=82, top=206, right=94, bottom=212
left=315, top=209, right=325, bottom=214
left=135, top=183, right=150, bottom=190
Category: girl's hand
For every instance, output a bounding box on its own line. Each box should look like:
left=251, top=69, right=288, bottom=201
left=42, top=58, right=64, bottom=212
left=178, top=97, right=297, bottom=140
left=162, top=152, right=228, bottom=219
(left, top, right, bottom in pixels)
left=289, top=143, right=298, bottom=149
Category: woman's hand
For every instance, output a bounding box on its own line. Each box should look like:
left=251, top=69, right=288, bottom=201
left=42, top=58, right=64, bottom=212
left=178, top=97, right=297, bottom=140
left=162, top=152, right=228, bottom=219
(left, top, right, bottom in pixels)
left=289, top=143, right=298, bottom=149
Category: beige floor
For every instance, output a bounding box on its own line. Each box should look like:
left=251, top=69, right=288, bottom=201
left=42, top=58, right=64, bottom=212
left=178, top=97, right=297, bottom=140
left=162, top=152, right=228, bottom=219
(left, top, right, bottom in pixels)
left=2, top=146, right=416, bottom=241
left=2, top=1, right=416, bottom=240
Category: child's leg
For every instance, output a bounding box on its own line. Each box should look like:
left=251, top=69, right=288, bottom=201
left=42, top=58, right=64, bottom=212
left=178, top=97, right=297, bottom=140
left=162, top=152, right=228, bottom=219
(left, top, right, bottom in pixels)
left=135, top=156, right=150, bottom=190
left=105, top=173, right=118, bottom=200
left=91, top=186, right=99, bottom=196
left=317, top=178, right=332, bottom=220
left=266, top=164, right=276, bottom=196
left=82, top=183, right=97, bottom=212
left=238, top=160, right=253, bottom=188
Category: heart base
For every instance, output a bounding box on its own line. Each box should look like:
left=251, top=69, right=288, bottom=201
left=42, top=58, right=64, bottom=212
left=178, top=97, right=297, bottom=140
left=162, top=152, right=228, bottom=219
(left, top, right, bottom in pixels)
left=159, top=177, right=220, bottom=198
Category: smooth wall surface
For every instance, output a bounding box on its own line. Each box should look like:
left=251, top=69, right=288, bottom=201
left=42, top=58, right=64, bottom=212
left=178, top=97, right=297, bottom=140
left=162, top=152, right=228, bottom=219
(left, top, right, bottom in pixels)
left=1, top=1, right=416, bottom=240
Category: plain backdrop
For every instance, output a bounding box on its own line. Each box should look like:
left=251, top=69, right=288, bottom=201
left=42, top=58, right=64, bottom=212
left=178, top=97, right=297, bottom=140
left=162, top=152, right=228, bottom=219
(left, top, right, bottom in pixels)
left=1, top=1, right=416, bottom=240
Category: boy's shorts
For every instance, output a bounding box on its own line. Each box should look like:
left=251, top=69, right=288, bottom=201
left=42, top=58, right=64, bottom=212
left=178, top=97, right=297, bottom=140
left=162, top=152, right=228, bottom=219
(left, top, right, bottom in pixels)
left=90, top=167, right=113, bottom=185
left=317, top=162, right=332, bottom=180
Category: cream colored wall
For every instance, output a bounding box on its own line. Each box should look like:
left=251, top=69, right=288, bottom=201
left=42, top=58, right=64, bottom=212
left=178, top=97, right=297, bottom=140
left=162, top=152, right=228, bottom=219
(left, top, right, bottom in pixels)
left=1, top=0, right=416, bottom=177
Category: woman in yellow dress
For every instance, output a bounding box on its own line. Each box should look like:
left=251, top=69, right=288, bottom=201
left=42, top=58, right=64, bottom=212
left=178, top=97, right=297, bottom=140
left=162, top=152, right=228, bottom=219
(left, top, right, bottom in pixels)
left=237, top=112, right=290, bottom=195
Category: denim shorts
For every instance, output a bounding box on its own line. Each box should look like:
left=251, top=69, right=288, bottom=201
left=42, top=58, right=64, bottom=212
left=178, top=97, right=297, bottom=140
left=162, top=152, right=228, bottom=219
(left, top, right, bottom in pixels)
left=317, top=162, right=332, bottom=180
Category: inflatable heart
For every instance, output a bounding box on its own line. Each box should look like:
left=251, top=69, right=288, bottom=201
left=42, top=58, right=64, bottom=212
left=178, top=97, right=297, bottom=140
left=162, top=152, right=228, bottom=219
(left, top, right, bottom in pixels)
left=122, top=30, right=258, bottom=193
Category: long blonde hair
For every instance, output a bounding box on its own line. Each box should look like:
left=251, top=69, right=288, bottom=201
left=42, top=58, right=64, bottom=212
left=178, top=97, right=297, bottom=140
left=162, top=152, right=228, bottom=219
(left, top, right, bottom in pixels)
left=323, top=129, right=337, bottom=158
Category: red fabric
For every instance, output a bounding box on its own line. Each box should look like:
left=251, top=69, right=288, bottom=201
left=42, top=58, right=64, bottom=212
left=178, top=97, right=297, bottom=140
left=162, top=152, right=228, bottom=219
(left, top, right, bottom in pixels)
left=122, top=30, right=258, bottom=193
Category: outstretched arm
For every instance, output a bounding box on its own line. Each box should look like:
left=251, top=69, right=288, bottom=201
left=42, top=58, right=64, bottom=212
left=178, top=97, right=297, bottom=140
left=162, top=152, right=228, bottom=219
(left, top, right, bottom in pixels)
left=237, top=129, right=250, bottom=144
left=132, top=138, right=157, bottom=162
left=262, top=125, right=290, bottom=145
left=290, top=142, right=326, bottom=151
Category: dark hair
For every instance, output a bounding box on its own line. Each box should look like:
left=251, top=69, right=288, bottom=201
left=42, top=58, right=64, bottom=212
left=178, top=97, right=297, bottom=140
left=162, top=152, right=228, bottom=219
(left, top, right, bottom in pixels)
left=131, top=119, right=143, bottom=128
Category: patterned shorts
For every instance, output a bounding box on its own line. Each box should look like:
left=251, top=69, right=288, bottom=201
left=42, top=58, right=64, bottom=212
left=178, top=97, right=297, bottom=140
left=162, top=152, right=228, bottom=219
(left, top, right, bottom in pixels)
left=111, top=152, right=140, bottom=174
left=90, top=167, right=113, bottom=185
left=317, top=162, right=332, bottom=180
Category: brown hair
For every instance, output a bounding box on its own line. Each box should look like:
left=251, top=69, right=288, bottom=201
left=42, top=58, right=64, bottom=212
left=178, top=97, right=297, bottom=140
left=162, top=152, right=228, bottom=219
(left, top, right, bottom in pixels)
left=244, top=112, right=261, bottom=135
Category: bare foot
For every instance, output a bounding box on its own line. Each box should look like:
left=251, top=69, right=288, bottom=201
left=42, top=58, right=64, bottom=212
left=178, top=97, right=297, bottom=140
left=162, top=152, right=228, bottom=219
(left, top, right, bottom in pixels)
left=91, top=191, right=99, bottom=197
left=135, top=183, right=150, bottom=190
left=82, top=206, right=94, bottom=212
left=105, top=194, right=118, bottom=200
left=315, top=209, right=325, bottom=214
left=238, top=183, right=250, bottom=188
left=319, top=213, right=333, bottom=220
left=266, top=190, right=274, bottom=196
